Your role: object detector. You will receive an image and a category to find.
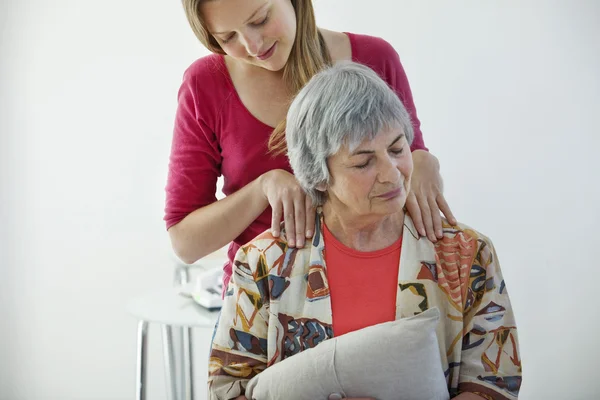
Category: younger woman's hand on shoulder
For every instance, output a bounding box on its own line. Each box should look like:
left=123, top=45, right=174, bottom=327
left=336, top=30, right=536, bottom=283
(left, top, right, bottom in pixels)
left=260, top=169, right=316, bottom=248
left=405, top=150, right=457, bottom=242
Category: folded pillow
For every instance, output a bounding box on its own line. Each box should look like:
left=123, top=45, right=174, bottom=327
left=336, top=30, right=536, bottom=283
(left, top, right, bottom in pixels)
left=245, top=307, right=449, bottom=400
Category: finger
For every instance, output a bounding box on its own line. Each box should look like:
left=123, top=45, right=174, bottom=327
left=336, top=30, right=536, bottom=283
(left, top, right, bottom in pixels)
left=282, top=196, right=296, bottom=247
left=293, top=194, right=306, bottom=248
left=270, top=201, right=282, bottom=237
left=305, top=195, right=316, bottom=238
left=437, top=194, right=457, bottom=226
left=405, top=193, right=426, bottom=237
left=428, top=195, right=443, bottom=239
left=417, top=194, right=436, bottom=242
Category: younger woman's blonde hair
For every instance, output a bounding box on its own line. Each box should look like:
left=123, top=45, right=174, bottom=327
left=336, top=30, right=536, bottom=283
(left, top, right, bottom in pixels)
left=181, top=0, right=332, bottom=155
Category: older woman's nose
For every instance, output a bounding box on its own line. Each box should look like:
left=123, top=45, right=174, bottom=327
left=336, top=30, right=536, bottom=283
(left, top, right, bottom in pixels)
left=377, top=156, right=401, bottom=183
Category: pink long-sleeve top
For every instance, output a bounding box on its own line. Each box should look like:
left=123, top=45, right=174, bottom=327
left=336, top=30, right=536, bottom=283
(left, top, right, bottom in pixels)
left=165, top=32, right=427, bottom=290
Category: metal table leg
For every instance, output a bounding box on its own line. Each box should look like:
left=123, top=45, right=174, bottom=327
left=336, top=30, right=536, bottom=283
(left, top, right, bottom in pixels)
left=174, top=265, right=195, bottom=400
left=136, top=320, right=148, bottom=400
left=183, top=327, right=194, bottom=400
left=162, top=325, right=178, bottom=400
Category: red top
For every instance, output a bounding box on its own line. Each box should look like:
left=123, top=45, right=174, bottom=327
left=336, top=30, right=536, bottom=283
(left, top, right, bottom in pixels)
left=323, top=223, right=402, bottom=336
left=165, top=32, right=426, bottom=291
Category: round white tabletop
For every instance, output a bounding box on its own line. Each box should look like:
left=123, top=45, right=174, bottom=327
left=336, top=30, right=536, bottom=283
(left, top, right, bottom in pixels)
left=127, top=286, right=220, bottom=328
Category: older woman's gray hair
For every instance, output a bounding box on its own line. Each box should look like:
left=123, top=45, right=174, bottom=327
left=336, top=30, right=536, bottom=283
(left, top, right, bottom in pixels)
left=285, top=61, right=415, bottom=206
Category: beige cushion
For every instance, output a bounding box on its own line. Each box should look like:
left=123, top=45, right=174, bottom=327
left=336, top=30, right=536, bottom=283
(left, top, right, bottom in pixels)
left=245, top=307, right=449, bottom=400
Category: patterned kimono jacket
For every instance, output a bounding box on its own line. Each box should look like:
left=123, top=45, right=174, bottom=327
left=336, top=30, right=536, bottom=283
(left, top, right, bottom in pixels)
left=208, top=214, right=522, bottom=400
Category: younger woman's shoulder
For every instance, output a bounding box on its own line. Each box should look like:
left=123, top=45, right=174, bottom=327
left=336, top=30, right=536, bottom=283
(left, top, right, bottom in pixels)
left=176, top=53, right=233, bottom=117
left=345, top=32, right=399, bottom=61
left=179, top=53, right=233, bottom=100
left=183, top=53, right=226, bottom=80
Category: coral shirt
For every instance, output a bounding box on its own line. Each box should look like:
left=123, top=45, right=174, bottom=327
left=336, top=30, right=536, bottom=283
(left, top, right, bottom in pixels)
left=164, top=33, right=425, bottom=291
left=323, top=223, right=402, bottom=336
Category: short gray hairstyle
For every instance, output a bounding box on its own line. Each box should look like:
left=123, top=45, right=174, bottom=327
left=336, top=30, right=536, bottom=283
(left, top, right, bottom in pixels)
left=286, top=61, right=414, bottom=205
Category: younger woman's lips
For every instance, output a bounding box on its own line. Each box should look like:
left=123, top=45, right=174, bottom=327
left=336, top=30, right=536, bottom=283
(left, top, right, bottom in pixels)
left=257, top=43, right=277, bottom=60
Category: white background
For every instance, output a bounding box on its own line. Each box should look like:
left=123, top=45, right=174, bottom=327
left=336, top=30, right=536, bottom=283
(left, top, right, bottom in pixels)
left=1, top=0, right=599, bottom=399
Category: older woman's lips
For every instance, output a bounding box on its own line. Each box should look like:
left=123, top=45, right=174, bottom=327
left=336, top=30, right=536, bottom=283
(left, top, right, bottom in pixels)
left=378, top=188, right=403, bottom=199
left=257, top=43, right=277, bottom=60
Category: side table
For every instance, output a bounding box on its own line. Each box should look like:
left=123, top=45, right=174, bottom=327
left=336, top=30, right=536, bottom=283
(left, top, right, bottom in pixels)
left=127, top=286, right=220, bottom=400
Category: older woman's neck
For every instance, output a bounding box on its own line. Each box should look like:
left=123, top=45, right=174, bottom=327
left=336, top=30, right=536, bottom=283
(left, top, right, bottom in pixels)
left=322, top=206, right=405, bottom=252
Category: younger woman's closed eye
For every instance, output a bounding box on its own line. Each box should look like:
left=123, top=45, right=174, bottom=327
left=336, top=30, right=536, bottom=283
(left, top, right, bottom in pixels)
left=252, top=13, right=270, bottom=26
left=221, top=14, right=269, bottom=44
left=221, top=34, right=236, bottom=44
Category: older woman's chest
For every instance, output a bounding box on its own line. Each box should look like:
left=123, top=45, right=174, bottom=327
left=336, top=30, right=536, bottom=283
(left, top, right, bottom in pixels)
left=262, top=250, right=465, bottom=376
left=260, top=254, right=335, bottom=364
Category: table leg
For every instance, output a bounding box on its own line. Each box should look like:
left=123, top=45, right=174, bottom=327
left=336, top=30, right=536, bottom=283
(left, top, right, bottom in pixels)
left=172, top=265, right=201, bottom=399
left=175, top=326, right=185, bottom=399
left=136, top=320, right=148, bottom=400
left=162, top=325, right=178, bottom=400
left=183, top=327, right=194, bottom=400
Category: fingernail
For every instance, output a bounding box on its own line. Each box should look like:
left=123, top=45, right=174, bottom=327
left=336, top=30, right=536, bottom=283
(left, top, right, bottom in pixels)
left=272, top=230, right=279, bottom=237
left=437, top=229, right=443, bottom=237
left=289, top=240, right=295, bottom=247
left=297, top=239, right=304, bottom=248
left=419, top=230, right=426, bottom=237
left=305, top=230, right=312, bottom=238
left=328, top=393, right=344, bottom=400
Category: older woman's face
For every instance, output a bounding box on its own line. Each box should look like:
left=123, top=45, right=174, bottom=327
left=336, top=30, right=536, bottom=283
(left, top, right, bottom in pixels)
left=324, top=126, right=413, bottom=218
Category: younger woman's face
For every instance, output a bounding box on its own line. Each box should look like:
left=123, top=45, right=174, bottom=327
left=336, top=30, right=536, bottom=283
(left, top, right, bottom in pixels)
left=201, top=0, right=297, bottom=72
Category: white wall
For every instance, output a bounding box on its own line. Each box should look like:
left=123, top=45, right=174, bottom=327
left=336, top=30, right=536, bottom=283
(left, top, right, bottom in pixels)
left=1, top=0, right=598, bottom=399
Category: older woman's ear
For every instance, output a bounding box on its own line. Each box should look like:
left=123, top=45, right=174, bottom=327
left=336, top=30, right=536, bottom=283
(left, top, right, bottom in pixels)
left=316, top=182, right=327, bottom=191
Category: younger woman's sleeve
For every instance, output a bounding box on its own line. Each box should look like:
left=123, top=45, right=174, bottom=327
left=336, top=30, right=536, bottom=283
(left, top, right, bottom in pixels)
left=383, top=44, right=428, bottom=152
left=164, top=72, right=222, bottom=230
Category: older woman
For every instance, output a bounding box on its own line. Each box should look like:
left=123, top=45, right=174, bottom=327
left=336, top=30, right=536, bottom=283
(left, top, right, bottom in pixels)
left=208, top=63, right=522, bottom=400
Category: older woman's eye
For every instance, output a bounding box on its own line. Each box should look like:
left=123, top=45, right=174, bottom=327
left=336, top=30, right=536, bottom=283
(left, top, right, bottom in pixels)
left=354, top=159, right=372, bottom=169
left=390, top=147, right=404, bottom=155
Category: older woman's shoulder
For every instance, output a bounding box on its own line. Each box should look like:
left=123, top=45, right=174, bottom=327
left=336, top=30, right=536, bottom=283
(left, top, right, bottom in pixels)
left=435, top=219, right=498, bottom=259
left=439, top=219, right=491, bottom=240
left=236, top=226, right=294, bottom=260
left=418, top=220, right=502, bottom=285
left=233, top=226, right=311, bottom=283
left=246, top=227, right=289, bottom=247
